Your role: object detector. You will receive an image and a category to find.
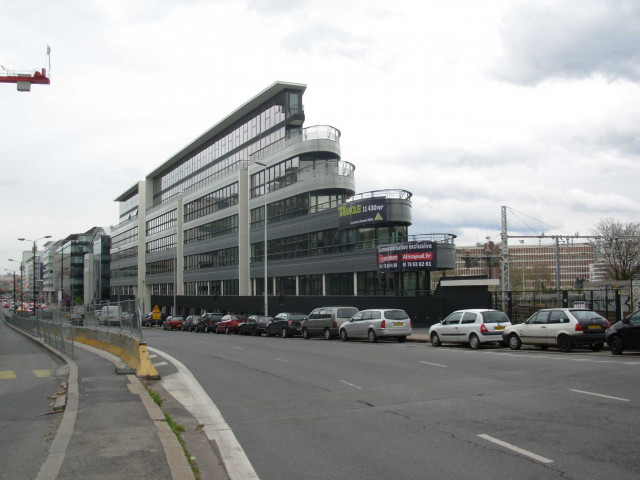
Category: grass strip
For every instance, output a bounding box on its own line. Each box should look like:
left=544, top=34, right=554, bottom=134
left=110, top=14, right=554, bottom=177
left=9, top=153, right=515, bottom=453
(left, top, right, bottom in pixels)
left=146, top=387, right=200, bottom=479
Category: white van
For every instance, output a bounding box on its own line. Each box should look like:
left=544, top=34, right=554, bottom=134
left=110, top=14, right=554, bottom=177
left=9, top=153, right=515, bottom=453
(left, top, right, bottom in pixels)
left=100, top=305, right=122, bottom=326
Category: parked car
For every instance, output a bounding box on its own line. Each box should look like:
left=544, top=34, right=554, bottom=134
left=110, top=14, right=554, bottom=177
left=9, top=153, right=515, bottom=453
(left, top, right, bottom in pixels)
left=239, top=315, right=272, bottom=335
left=502, top=308, right=609, bottom=352
left=301, top=306, right=359, bottom=340
left=69, top=312, right=85, bottom=326
left=163, top=316, right=184, bottom=330
left=339, top=309, right=412, bottom=343
left=215, top=314, right=246, bottom=334
left=265, top=312, right=307, bottom=338
left=429, top=309, right=511, bottom=349
left=605, top=310, right=640, bottom=355
left=182, top=315, right=201, bottom=331
left=196, top=312, right=224, bottom=333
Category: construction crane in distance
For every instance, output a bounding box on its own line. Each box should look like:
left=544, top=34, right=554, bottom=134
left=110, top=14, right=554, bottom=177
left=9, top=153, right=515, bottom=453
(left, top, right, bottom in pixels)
left=0, top=46, right=51, bottom=92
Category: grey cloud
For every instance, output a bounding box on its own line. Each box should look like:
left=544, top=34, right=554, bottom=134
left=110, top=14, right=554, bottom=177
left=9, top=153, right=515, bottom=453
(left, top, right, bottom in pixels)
left=281, top=22, right=371, bottom=60
left=491, top=0, right=640, bottom=85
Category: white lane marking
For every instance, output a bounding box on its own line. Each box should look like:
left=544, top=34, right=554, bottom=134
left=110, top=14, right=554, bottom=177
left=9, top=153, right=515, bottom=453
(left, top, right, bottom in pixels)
left=148, top=346, right=258, bottom=479
left=419, top=361, right=447, bottom=368
left=570, top=389, right=630, bottom=402
left=476, top=351, right=640, bottom=365
left=153, top=361, right=168, bottom=367
left=339, top=380, right=363, bottom=390
left=478, top=434, right=553, bottom=464
left=274, top=357, right=289, bottom=363
left=234, top=346, right=244, bottom=351
left=149, top=354, right=158, bottom=358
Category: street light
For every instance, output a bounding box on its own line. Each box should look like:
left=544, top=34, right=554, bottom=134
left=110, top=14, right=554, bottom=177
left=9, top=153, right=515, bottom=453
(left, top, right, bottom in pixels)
left=8, top=259, right=23, bottom=308
left=3, top=268, right=16, bottom=306
left=18, top=236, right=52, bottom=315
left=254, top=160, right=269, bottom=317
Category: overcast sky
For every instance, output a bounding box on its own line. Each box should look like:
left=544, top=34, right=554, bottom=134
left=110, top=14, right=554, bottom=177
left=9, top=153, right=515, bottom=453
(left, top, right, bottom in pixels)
left=2, top=0, right=639, bottom=274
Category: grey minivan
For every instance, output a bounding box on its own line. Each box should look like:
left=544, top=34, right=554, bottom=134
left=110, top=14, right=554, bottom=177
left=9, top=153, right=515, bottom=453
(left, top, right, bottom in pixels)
left=301, top=306, right=359, bottom=340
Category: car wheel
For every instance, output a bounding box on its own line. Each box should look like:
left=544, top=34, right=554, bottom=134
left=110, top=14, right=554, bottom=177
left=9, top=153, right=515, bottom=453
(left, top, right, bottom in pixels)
left=608, top=335, right=624, bottom=355
left=302, top=328, right=309, bottom=340
left=397, top=336, right=406, bottom=343
left=590, top=342, right=604, bottom=352
left=430, top=332, right=441, bottom=347
left=253, top=329, right=259, bottom=336
left=340, top=329, right=348, bottom=342
left=282, top=327, right=289, bottom=338
left=508, top=333, right=521, bottom=350
left=557, top=335, right=572, bottom=352
left=368, top=329, right=378, bottom=343
left=324, top=328, right=332, bottom=340
left=469, top=333, right=481, bottom=350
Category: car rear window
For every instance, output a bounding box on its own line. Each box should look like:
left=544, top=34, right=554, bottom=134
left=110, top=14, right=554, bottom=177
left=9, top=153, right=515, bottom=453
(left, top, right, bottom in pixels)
left=481, top=311, right=510, bottom=323
left=570, top=310, right=605, bottom=321
left=384, top=310, right=409, bottom=320
left=289, top=315, right=307, bottom=321
left=337, top=307, right=359, bottom=318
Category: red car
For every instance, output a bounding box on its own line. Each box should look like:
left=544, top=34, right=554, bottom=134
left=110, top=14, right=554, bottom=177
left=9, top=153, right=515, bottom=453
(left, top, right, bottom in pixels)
left=215, top=315, right=246, bottom=334
left=163, top=316, right=184, bottom=330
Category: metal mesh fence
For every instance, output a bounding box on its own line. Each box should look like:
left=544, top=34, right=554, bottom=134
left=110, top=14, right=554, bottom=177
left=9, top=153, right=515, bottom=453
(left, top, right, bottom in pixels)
left=492, top=288, right=624, bottom=324
left=1, top=299, right=143, bottom=360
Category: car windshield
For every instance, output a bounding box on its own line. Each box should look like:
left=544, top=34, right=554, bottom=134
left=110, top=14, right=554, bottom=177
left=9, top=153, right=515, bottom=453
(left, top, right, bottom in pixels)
left=337, top=308, right=359, bottom=318
left=570, top=310, right=605, bottom=321
left=481, top=311, right=510, bottom=323
left=384, top=310, right=409, bottom=320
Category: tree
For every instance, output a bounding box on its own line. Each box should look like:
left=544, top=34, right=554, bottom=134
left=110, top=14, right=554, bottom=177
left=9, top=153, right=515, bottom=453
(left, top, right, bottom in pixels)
left=591, top=219, right=640, bottom=280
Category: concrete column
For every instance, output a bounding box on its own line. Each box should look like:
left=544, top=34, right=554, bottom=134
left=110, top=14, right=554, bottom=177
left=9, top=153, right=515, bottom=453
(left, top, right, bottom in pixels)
left=176, top=196, right=184, bottom=295
left=238, top=167, right=250, bottom=295
left=353, top=272, right=358, bottom=296
left=138, top=180, right=151, bottom=312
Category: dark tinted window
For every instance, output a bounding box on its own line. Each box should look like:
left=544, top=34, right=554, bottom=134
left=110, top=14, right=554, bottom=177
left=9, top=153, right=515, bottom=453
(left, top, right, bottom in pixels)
left=570, top=310, right=605, bottom=322
left=461, top=312, right=477, bottom=324
left=443, top=312, right=462, bottom=325
left=481, top=311, right=509, bottom=324
left=337, top=307, right=358, bottom=318
left=385, top=310, right=409, bottom=320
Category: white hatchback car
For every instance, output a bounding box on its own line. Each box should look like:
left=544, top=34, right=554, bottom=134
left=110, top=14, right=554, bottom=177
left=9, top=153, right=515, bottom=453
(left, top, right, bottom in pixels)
left=502, top=308, right=609, bottom=352
left=339, top=309, right=412, bottom=343
left=429, top=309, right=511, bottom=349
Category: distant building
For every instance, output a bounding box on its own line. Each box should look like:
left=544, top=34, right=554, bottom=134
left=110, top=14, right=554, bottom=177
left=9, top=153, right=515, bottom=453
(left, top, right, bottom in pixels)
left=436, top=242, right=599, bottom=291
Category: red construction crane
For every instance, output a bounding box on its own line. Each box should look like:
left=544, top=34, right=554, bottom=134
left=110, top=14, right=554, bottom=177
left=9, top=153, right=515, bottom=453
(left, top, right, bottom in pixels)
left=0, top=46, right=51, bottom=92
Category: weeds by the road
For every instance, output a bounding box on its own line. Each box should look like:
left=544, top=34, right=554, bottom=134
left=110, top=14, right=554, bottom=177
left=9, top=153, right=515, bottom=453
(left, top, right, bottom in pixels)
left=146, top=386, right=200, bottom=480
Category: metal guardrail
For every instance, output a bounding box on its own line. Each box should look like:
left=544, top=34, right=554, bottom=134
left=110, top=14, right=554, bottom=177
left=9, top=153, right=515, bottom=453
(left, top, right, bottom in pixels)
left=1, top=299, right=143, bottom=360
left=2, top=309, right=76, bottom=359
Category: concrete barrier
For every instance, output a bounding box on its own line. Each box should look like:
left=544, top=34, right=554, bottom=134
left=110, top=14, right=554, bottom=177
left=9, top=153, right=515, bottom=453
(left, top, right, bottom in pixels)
left=73, top=328, right=159, bottom=379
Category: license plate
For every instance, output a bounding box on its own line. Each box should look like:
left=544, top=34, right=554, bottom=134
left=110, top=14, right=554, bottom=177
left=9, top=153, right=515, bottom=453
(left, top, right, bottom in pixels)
left=393, top=322, right=405, bottom=327
left=495, top=325, right=505, bottom=330
left=588, top=325, right=601, bottom=330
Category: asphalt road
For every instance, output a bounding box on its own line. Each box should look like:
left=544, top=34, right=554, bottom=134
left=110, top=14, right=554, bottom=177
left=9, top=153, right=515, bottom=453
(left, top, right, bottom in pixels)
left=0, top=321, right=67, bottom=480
left=145, top=328, right=640, bottom=480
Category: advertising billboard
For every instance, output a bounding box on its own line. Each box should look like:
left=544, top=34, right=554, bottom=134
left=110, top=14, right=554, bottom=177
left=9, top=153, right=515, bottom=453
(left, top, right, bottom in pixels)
left=338, top=198, right=386, bottom=229
left=377, top=241, right=438, bottom=272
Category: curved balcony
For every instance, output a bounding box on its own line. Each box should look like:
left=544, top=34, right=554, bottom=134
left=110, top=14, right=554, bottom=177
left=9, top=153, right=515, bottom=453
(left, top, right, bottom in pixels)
left=347, top=189, right=412, bottom=202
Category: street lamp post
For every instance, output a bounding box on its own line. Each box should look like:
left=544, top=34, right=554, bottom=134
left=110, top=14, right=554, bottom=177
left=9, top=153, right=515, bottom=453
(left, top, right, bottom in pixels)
left=254, top=160, right=269, bottom=317
left=8, top=259, right=23, bottom=309
left=3, top=268, right=16, bottom=306
left=18, top=236, right=52, bottom=315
